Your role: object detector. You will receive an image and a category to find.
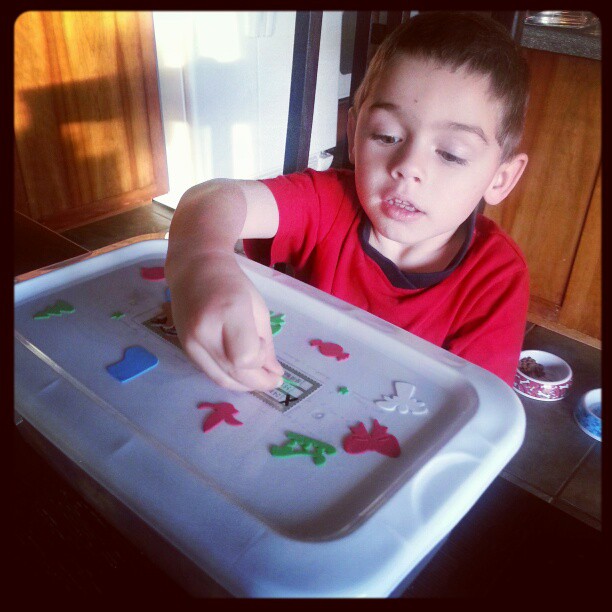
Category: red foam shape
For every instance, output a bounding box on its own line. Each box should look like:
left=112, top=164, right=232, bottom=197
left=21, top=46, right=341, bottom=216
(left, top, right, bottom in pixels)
left=140, top=266, right=165, bottom=281
left=343, top=420, right=401, bottom=458
left=198, top=401, right=244, bottom=432
left=309, top=339, right=350, bottom=361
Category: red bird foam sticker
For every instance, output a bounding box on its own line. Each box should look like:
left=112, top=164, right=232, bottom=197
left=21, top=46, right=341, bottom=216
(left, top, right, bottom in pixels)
left=198, top=402, right=243, bottom=432
left=343, top=420, right=401, bottom=458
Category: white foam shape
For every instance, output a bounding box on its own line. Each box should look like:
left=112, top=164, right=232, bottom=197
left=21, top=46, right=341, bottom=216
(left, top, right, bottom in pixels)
left=375, top=381, right=428, bottom=415
left=377, top=398, right=399, bottom=411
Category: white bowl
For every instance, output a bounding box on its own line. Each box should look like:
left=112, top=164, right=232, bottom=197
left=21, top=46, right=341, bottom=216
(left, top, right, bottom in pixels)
left=513, top=350, right=573, bottom=401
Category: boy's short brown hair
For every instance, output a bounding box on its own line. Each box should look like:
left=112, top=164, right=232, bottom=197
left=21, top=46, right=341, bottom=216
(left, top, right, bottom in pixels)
left=353, top=11, right=530, bottom=161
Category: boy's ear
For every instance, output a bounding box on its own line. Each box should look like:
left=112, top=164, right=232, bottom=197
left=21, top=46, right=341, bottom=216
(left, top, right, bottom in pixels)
left=347, top=107, right=357, bottom=164
left=483, top=153, right=528, bottom=206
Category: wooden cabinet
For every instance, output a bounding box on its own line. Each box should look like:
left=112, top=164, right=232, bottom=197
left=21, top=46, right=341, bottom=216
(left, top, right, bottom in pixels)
left=484, top=48, right=601, bottom=346
left=557, top=167, right=601, bottom=340
left=14, top=11, right=168, bottom=231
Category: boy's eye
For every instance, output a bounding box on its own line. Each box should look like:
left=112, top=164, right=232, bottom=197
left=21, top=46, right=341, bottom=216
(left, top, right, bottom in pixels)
left=372, top=134, right=401, bottom=145
left=437, top=149, right=468, bottom=166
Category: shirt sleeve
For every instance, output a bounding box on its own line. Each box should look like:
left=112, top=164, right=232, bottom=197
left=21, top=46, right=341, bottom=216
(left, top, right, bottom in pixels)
left=243, top=169, right=353, bottom=270
left=444, top=264, right=530, bottom=387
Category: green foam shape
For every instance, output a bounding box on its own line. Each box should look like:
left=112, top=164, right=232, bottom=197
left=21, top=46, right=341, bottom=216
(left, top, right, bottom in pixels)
left=270, top=311, right=286, bottom=336
left=270, top=431, right=336, bottom=466
left=34, top=300, right=75, bottom=319
left=55, top=300, right=75, bottom=313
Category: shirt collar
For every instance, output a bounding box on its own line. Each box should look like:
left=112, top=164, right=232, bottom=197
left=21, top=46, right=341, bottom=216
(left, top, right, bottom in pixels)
left=359, top=209, right=477, bottom=290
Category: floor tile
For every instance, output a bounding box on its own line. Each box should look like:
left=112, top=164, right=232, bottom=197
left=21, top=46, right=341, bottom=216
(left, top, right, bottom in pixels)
left=485, top=489, right=603, bottom=597
left=504, top=396, right=595, bottom=497
left=499, top=471, right=553, bottom=503
left=61, top=202, right=173, bottom=251
left=14, top=212, right=89, bottom=276
left=554, top=443, right=601, bottom=527
left=403, top=476, right=604, bottom=598
left=552, top=499, right=601, bottom=531
left=403, top=477, right=539, bottom=597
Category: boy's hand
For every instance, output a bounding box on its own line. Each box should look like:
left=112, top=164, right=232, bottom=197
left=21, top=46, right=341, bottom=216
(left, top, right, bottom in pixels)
left=168, top=252, right=285, bottom=392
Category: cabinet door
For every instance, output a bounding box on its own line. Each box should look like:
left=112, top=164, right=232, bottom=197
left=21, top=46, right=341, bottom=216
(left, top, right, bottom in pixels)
left=14, top=11, right=168, bottom=230
left=557, top=167, right=601, bottom=341
left=484, top=49, right=601, bottom=344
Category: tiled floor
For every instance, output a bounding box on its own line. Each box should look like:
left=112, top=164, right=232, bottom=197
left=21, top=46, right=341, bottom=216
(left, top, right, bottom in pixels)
left=61, top=201, right=602, bottom=530
left=501, top=325, right=602, bottom=529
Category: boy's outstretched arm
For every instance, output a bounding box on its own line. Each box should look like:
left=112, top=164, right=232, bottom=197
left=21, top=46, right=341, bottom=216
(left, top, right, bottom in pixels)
left=165, top=179, right=285, bottom=392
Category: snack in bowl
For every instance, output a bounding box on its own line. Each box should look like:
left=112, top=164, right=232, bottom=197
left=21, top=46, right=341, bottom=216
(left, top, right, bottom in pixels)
left=518, top=356, right=549, bottom=381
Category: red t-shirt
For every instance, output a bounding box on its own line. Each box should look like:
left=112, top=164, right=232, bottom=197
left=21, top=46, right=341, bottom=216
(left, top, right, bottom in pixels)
left=243, top=168, right=529, bottom=386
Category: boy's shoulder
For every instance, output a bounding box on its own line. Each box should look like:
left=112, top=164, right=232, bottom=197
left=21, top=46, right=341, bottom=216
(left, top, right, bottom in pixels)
left=263, top=168, right=359, bottom=217
left=473, top=214, right=528, bottom=269
left=304, top=167, right=356, bottom=190
left=262, top=167, right=356, bottom=198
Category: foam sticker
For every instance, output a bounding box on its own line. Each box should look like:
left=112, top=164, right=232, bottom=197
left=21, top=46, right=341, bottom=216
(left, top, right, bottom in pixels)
left=106, top=346, right=159, bottom=382
left=309, top=339, right=350, bottom=361
left=270, top=431, right=336, bottom=466
left=337, top=386, right=349, bottom=395
left=140, top=266, right=165, bottom=281
left=197, top=402, right=243, bottom=432
left=110, top=311, right=125, bottom=320
left=375, top=382, right=427, bottom=415
left=34, top=300, right=75, bottom=319
left=343, top=420, right=401, bottom=458
left=270, top=312, right=286, bottom=336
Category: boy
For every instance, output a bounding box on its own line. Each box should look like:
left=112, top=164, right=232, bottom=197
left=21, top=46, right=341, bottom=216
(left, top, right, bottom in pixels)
left=165, top=11, right=530, bottom=392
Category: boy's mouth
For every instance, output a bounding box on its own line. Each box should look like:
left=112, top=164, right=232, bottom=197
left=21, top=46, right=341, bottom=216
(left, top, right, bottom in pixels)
left=384, top=197, right=422, bottom=213
left=381, top=197, right=424, bottom=221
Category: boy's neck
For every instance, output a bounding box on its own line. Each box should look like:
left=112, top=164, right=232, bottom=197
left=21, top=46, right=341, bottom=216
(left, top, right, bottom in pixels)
left=368, top=221, right=470, bottom=274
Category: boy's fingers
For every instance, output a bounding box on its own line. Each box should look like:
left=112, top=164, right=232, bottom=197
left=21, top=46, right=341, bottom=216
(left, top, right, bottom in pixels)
left=185, top=337, right=282, bottom=392
left=176, top=277, right=284, bottom=392
left=252, top=297, right=284, bottom=376
left=220, top=286, right=284, bottom=380
left=183, top=338, right=252, bottom=392
left=224, top=337, right=284, bottom=390
left=260, top=333, right=284, bottom=376
left=222, top=313, right=266, bottom=370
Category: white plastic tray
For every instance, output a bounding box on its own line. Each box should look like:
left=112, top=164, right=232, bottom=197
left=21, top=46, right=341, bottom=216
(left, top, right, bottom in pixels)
left=14, top=239, right=525, bottom=597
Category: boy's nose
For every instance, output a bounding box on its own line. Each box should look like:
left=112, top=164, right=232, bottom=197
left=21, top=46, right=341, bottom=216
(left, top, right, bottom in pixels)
left=389, top=143, right=424, bottom=183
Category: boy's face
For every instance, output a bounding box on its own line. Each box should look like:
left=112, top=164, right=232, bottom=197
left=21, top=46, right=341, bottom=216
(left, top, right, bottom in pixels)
left=348, top=54, right=526, bottom=267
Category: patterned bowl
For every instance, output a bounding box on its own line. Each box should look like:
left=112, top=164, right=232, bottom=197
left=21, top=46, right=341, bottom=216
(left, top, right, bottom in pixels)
left=513, top=350, right=573, bottom=401
left=574, top=388, right=601, bottom=441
